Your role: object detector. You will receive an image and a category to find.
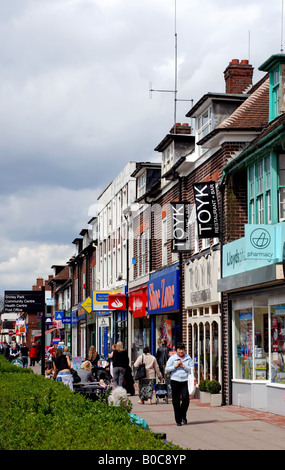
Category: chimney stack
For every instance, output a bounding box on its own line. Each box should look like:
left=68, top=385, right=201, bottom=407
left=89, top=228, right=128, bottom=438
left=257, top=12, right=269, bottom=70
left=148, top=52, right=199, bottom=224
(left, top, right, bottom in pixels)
left=224, top=59, right=254, bottom=94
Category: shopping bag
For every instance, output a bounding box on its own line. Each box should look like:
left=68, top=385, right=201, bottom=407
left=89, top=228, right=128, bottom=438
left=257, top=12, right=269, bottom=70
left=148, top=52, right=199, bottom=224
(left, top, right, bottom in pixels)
left=129, top=413, right=149, bottom=429
left=188, top=369, right=196, bottom=396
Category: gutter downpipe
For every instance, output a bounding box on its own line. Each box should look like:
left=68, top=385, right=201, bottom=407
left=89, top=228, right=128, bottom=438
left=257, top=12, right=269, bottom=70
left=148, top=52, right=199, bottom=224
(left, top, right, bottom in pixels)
left=218, top=181, right=226, bottom=405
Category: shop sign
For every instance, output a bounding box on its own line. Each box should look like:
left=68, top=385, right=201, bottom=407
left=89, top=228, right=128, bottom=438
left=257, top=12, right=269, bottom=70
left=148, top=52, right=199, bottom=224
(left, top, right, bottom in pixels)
left=92, top=289, right=122, bottom=310
left=81, top=297, right=92, bottom=313
left=62, top=317, right=71, bottom=324
left=245, top=224, right=275, bottom=260
left=108, top=294, right=126, bottom=310
left=129, top=288, right=147, bottom=318
left=184, top=251, right=220, bottom=307
left=98, top=316, right=110, bottom=328
left=170, top=202, right=191, bottom=252
left=87, top=311, right=96, bottom=324
left=71, top=307, right=78, bottom=325
left=193, top=182, right=220, bottom=238
left=54, top=311, right=63, bottom=321
left=222, top=237, right=275, bottom=278
left=148, top=264, right=179, bottom=315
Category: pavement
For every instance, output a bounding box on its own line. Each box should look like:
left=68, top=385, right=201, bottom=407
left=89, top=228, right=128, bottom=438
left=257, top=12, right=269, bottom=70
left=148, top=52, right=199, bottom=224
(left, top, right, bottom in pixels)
left=128, top=394, right=285, bottom=450
left=31, top=363, right=285, bottom=451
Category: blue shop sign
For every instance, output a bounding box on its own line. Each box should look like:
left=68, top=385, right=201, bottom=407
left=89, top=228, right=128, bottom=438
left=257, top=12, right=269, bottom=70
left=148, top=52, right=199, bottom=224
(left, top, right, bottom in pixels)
left=148, top=264, right=180, bottom=315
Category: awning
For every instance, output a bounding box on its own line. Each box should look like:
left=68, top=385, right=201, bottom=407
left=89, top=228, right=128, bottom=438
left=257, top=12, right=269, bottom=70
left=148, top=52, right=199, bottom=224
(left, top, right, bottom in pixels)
left=34, top=327, right=59, bottom=338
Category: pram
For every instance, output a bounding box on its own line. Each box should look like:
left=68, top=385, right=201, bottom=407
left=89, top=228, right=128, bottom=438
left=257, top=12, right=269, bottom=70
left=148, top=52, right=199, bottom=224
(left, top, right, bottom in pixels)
left=155, top=379, right=168, bottom=404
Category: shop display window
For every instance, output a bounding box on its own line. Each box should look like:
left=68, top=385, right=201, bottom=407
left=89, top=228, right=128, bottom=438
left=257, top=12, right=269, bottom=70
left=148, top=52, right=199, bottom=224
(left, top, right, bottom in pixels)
left=271, top=305, right=285, bottom=384
left=234, top=307, right=269, bottom=381
left=155, top=314, right=177, bottom=351
left=188, top=318, right=220, bottom=384
left=133, top=317, right=151, bottom=363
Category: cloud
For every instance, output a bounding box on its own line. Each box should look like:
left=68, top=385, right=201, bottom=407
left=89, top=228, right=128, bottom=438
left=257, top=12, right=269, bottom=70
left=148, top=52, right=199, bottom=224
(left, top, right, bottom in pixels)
left=0, top=243, right=74, bottom=291
left=0, top=0, right=282, bottom=296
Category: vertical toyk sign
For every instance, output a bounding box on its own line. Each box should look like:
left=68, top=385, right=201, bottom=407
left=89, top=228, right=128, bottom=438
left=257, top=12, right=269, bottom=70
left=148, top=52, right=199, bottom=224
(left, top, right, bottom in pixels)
left=170, top=201, right=191, bottom=252
left=193, top=182, right=220, bottom=239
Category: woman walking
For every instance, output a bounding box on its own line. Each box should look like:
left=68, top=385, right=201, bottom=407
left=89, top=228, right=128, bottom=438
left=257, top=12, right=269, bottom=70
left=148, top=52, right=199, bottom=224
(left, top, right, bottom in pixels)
left=134, top=347, right=162, bottom=405
left=165, top=342, right=193, bottom=426
left=109, top=341, right=129, bottom=387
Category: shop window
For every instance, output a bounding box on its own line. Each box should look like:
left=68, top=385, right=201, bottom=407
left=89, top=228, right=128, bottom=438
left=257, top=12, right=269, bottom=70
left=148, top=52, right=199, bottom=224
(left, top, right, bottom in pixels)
left=205, top=322, right=210, bottom=381
left=211, top=321, right=219, bottom=380
left=279, top=155, right=285, bottom=221
left=271, top=305, right=285, bottom=384
left=234, top=307, right=268, bottom=381
left=235, top=309, right=253, bottom=380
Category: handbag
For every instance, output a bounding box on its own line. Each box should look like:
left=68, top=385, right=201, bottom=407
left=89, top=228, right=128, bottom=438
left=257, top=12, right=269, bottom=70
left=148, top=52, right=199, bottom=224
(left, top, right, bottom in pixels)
left=135, top=354, right=147, bottom=380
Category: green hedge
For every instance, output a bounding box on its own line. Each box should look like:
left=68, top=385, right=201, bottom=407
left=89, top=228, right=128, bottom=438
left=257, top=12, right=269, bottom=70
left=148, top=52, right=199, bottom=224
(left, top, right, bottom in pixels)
left=0, top=356, right=181, bottom=450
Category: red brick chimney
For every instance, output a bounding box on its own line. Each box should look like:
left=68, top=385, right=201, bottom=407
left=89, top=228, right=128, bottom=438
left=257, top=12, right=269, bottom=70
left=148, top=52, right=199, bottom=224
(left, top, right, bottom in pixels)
left=170, top=123, right=192, bottom=134
left=224, top=59, right=254, bottom=94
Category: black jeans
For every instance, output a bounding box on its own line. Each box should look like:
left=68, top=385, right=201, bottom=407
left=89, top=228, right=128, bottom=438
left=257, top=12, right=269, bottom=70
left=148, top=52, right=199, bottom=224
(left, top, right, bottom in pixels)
left=170, top=380, right=189, bottom=424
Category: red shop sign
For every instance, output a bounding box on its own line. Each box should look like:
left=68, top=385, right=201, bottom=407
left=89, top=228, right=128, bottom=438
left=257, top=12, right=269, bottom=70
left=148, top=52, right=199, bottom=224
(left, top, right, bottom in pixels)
left=108, top=294, right=127, bottom=310
left=129, top=288, right=147, bottom=318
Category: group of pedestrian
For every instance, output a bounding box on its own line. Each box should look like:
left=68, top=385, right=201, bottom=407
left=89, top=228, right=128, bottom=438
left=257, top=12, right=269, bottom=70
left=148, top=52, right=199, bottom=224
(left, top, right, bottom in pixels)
left=0, top=338, right=42, bottom=368
left=1, top=334, right=194, bottom=426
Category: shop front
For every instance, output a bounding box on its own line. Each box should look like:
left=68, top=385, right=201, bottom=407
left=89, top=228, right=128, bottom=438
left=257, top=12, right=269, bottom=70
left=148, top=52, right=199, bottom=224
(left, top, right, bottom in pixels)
left=185, top=250, right=222, bottom=385
left=128, top=285, right=149, bottom=363
left=219, top=223, right=285, bottom=415
left=92, top=289, right=126, bottom=357
left=87, top=311, right=96, bottom=350
left=96, top=312, right=111, bottom=358
left=148, top=263, right=180, bottom=355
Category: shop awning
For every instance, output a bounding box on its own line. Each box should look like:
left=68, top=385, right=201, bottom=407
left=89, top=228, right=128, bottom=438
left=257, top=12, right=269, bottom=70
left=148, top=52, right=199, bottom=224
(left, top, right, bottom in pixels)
left=34, top=327, right=59, bottom=338
left=128, top=286, right=148, bottom=318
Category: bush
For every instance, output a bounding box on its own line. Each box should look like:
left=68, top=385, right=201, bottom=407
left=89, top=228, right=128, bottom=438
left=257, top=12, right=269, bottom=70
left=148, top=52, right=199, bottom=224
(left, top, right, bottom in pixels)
left=0, top=356, right=181, bottom=450
left=198, top=379, right=210, bottom=392
left=0, top=355, right=33, bottom=374
left=206, top=380, right=221, bottom=394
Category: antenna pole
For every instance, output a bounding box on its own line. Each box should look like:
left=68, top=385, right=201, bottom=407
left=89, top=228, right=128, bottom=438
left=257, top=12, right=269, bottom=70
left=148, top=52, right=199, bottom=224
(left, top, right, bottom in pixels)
left=174, top=0, right=177, bottom=133
left=248, top=30, right=250, bottom=62
left=281, top=0, right=284, bottom=53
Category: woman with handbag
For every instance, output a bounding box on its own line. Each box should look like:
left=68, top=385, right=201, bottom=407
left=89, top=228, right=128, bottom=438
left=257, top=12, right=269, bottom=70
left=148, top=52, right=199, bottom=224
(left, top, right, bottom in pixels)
left=134, top=347, right=162, bottom=405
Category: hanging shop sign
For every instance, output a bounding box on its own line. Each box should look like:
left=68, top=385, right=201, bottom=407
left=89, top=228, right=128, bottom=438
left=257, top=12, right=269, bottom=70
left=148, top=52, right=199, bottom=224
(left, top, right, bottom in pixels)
left=193, top=182, right=220, bottom=238
left=98, top=316, right=110, bottom=328
left=92, top=289, right=122, bottom=311
left=148, top=264, right=179, bottom=315
left=108, top=294, right=127, bottom=310
left=81, top=297, right=92, bottom=313
left=170, top=201, right=191, bottom=252
left=128, top=287, right=148, bottom=318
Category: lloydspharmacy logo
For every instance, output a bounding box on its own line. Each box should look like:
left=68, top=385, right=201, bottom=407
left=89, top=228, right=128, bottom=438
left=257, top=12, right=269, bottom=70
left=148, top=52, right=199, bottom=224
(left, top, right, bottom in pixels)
left=249, top=228, right=271, bottom=250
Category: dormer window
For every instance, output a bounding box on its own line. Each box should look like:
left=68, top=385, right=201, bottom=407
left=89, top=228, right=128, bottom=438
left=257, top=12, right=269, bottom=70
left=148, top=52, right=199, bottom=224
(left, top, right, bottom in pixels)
left=259, top=54, right=285, bottom=122
left=271, top=66, right=280, bottom=121
left=137, top=173, right=146, bottom=198
left=162, top=141, right=174, bottom=175
left=197, top=106, right=212, bottom=141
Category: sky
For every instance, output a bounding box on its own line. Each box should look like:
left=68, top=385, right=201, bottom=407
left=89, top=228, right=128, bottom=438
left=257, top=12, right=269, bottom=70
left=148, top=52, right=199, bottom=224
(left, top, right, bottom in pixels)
left=0, top=0, right=283, bottom=297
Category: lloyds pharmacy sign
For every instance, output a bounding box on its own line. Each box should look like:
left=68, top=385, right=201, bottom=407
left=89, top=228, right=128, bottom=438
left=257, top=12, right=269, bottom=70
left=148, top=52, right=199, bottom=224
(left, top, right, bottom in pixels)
left=222, top=224, right=277, bottom=278
left=245, top=225, right=275, bottom=260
